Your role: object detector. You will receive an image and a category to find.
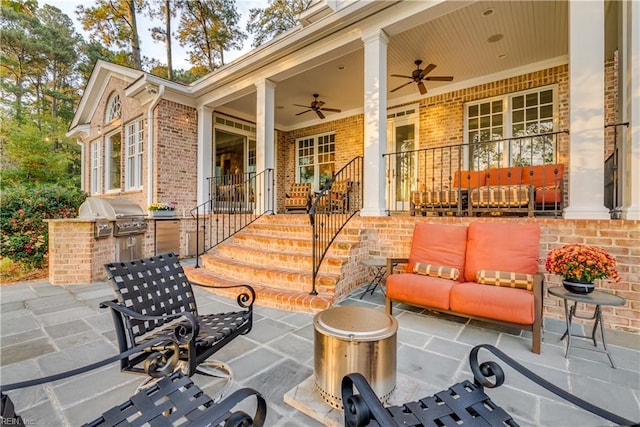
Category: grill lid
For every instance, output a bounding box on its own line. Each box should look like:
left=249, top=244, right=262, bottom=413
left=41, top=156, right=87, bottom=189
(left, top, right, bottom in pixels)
left=79, top=197, right=145, bottom=220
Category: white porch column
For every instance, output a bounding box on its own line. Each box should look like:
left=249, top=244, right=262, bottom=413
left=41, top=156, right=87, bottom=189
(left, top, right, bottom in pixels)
left=255, top=79, right=276, bottom=213
left=563, top=1, right=609, bottom=219
left=360, top=29, right=389, bottom=217
left=620, top=0, right=640, bottom=220
left=197, top=106, right=213, bottom=207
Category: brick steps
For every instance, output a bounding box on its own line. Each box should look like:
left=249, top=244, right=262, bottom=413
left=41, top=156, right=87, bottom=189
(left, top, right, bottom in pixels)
left=184, top=214, right=358, bottom=313
left=184, top=266, right=333, bottom=313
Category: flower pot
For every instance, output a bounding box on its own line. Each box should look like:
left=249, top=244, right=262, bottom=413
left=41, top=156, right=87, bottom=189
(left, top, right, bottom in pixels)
left=149, top=210, right=175, bottom=218
left=562, top=280, right=595, bottom=294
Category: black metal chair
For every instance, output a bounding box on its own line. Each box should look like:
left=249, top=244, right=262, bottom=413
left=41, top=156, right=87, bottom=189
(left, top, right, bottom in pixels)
left=102, top=253, right=255, bottom=380
left=1, top=337, right=267, bottom=427
left=342, top=344, right=636, bottom=427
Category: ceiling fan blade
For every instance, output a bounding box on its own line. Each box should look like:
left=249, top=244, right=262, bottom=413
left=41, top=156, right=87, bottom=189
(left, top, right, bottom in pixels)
left=390, top=81, right=413, bottom=93
left=419, top=63, right=437, bottom=78
left=296, top=110, right=312, bottom=116
left=316, top=110, right=325, bottom=119
left=293, top=104, right=311, bottom=108
left=425, top=76, right=454, bottom=81
left=418, top=81, right=427, bottom=95
left=390, top=74, right=414, bottom=79
left=320, top=108, right=341, bottom=113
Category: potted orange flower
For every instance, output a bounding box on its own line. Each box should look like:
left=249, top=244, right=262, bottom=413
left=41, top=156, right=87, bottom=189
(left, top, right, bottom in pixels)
left=545, top=244, right=620, bottom=294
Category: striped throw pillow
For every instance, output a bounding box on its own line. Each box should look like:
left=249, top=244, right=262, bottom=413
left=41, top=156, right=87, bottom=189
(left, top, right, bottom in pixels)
left=413, top=263, right=460, bottom=280
left=476, top=270, right=534, bottom=291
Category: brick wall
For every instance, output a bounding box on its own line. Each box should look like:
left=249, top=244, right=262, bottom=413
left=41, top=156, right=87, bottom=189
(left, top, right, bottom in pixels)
left=348, top=216, right=639, bottom=334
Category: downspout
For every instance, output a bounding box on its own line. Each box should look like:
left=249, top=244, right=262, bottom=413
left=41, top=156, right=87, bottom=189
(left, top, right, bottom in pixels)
left=147, top=85, right=165, bottom=207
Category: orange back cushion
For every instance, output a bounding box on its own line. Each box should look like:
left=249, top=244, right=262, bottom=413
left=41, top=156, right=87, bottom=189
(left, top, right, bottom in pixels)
left=523, top=164, right=564, bottom=188
left=453, top=170, right=486, bottom=189
left=408, top=223, right=468, bottom=278
left=464, top=222, right=540, bottom=282
left=486, top=167, right=524, bottom=186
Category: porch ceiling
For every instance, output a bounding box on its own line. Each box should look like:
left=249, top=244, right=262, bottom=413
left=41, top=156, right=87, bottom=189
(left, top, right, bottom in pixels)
left=218, top=0, right=568, bottom=130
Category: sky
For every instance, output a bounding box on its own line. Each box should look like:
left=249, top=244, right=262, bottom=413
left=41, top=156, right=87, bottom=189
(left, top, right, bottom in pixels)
left=50, top=0, right=269, bottom=70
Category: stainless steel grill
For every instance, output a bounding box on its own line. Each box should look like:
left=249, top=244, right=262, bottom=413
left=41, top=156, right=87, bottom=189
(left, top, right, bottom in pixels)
left=78, top=197, right=147, bottom=260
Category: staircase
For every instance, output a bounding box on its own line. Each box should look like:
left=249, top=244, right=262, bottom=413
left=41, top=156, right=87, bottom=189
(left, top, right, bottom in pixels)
left=184, top=214, right=362, bottom=313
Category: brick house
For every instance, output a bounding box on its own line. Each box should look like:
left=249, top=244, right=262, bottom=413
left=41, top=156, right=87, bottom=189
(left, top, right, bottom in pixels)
left=54, top=1, right=639, bottom=333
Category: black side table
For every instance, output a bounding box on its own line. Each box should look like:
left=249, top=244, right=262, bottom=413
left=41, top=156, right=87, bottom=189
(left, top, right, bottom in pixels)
left=548, top=286, right=626, bottom=368
left=360, top=258, right=387, bottom=298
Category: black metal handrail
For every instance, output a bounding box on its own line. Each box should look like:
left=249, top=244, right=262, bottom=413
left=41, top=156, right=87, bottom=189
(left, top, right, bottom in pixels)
left=384, top=130, right=568, bottom=217
left=308, top=156, right=363, bottom=295
left=191, top=169, right=275, bottom=267
left=604, top=122, right=629, bottom=219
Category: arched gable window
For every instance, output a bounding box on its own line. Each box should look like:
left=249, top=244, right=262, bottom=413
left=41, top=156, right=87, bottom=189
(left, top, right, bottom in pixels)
left=105, top=93, right=121, bottom=123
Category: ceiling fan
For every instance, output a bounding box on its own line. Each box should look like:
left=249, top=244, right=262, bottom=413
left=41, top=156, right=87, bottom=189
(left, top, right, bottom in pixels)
left=294, top=94, right=341, bottom=119
left=390, top=59, right=453, bottom=95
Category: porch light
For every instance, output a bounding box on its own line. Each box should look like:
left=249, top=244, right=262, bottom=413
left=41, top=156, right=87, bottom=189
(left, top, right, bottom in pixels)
left=482, top=7, right=495, bottom=17
left=487, top=34, right=503, bottom=43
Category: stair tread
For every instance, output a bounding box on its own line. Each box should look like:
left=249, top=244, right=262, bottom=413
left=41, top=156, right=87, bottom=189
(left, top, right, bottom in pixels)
left=202, top=252, right=341, bottom=278
left=185, top=266, right=334, bottom=313
left=217, top=241, right=345, bottom=264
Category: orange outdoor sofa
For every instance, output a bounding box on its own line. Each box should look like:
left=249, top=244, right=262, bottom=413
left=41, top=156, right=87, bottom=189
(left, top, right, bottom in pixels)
left=386, top=222, right=543, bottom=353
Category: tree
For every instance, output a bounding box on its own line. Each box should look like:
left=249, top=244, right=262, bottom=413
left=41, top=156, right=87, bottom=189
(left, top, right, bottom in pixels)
left=76, top=0, right=144, bottom=70
left=246, top=0, right=312, bottom=48
left=147, top=0, right=174, bottom=80
left=177, top=0, right=245, bottom=71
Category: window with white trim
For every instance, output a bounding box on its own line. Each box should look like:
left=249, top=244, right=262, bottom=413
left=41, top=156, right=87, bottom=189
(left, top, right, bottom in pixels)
left=296, top=132, right=335, bottom=190
left=90, top=140, right=102, bottom=195
left=105, top=131, right=121, bottom=191
left=125, top=120, right=144, bottom=190
left=105, top=93, right=121, bottom=123
left=465, top=86, right=556, bottom=169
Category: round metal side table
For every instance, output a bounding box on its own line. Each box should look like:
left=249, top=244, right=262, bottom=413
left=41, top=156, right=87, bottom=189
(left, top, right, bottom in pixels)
left=548, top=286, right=626, bottom=368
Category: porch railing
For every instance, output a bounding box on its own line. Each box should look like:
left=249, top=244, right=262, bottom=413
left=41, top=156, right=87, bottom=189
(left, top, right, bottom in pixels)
left=384, top=131, right=568, bottom=217
left=308, top=156, right=363, bottom=295
left=604, top=122, right=629, bottom=219
left=191, top=169, right=275, bottom=267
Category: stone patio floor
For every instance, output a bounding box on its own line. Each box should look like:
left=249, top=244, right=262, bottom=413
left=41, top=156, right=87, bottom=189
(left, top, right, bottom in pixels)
left=1, top=265, right=639, bottom=426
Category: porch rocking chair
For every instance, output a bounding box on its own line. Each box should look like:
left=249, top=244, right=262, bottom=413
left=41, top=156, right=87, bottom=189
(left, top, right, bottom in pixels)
left=342, top=344, right=636, bottom=427
left=101, top=252, right=255, bottom=383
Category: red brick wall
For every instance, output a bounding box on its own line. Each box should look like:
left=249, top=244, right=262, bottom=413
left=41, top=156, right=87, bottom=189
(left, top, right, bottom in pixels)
left=351, top=216, right=639, bottom=333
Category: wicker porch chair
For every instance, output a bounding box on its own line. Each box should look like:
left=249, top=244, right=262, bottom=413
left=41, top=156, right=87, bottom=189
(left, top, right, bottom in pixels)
left=285, top=182, right=312, bottom=212
left=101, top=253, right=255, bottom=380
left=342, top=344, right=636, bottom=427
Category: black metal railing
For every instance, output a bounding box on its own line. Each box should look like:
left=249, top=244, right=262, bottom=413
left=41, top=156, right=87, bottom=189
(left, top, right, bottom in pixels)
left=191, top=169, right=275, bottom=267
left=308, top=156, right=363, bottom=295
left=384, top=131, right=568, bottom=217
left=604, top=122, right=629, bottom=219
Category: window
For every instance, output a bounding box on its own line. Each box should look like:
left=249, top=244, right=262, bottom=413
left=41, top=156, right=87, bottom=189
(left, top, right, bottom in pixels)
left=105, top=132, right=121, bottom=191
left=105, top=93, right=121, bottom=123
left=465, top=86, right=556, bottom=169
left=296, top=133, right=335, bottom=190
left=125, top=120, right=144, bottom=190
left=90, top=140, right=102, bottom=195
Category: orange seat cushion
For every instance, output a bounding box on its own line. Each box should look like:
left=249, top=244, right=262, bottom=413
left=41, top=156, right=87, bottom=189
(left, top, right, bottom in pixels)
left=486, top=167, right=524, bottom=186
left=523, top=164, right=564, bottom=188
left=453, top=170, right=486, bottom=189
left=407, top=223, right=468, bottom=275
left=387, top=274, right=455, bottom=310
left=450, top=282, right=534, bottom=324
left=464, top=222, right=540, bottom=282
left=535, top=187, right=562, bottom=205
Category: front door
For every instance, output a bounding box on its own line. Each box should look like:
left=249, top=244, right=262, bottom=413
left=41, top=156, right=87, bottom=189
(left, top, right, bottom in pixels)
left=387, top=115, right=417, bottom=211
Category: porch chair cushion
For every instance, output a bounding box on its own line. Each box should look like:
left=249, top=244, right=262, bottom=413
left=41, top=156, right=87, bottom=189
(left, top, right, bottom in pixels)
left=413, top=262, right=460, bottom=280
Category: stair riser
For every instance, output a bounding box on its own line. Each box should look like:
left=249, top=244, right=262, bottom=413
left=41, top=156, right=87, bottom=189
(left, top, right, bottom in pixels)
left=217, top=245, right=343, bottom=274
left=200, top=256, right=338, bottom=292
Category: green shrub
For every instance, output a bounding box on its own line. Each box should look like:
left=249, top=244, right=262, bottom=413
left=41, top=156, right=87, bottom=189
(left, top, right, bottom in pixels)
left=0, top=184, right=87, bottom=268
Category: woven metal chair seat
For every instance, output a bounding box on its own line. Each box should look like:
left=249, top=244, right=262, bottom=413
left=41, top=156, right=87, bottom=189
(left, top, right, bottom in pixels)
left=102, top=253, right=255, bottom=377
left=342, top=344, right=636, bottom=427
left=84, top=371, right=266, bottom=427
